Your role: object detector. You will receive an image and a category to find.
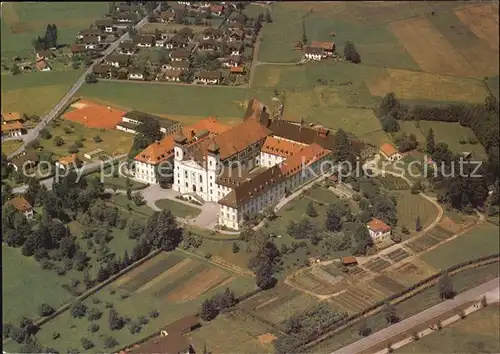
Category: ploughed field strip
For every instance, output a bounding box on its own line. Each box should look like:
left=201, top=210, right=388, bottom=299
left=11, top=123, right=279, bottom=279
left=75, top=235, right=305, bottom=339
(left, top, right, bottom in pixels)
left=289, top=269, right=347, bottom=295
left=154, top=262, right=208, bottom=297
left=371, top=275, right=406, bottom=293
left=328, top=283, right=390, bottom=314
left=348, top=266, right=368, bottom=277
left=427, top=224, right=455, bottom=241
left=118, top=253, right=184, bottom=292
left=363, top=258, right=392, bottom=272
left=255, top=292, right=319, bottom=325
left=406, top=234, right=441, bottom=253
left=385, top=248, right=410, bottom=262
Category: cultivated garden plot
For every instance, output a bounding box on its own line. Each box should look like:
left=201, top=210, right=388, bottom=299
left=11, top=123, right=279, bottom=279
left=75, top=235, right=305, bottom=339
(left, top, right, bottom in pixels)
left=406, top=234, right=441, bottom=254
left=385, top=248, right=410, bottom=263
left=328, top=283, right=389, bottom=314
left=363, top=258, right=392, bottom=273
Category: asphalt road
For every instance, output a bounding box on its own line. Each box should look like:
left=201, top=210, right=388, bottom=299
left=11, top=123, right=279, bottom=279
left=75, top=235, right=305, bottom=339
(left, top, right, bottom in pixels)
left=330, top=277, right=500, bottom=354
left=7, top=7, right=158, bottom=160
left=12, top=154, right=127, bottom=194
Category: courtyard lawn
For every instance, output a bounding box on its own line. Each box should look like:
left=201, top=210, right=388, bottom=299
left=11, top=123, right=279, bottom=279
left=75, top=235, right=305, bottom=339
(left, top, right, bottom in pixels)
left=1, top=2, right=108, bottom=59
left=419, top=223, right=500, bottom=269
left=395, top=191, right=438, bottom=233
left=1, top=70, right=83, bottom=116
left=397, top=306, right=500, bottom=353
left=155, top=199, right=202, bottom=219
left=2, top=245, right=73, bottom=323
left=86, top=166, right=147, bottom=191
left=36, top=117, right=134, bottom=159
left=106, top=193, right=156, bottom=217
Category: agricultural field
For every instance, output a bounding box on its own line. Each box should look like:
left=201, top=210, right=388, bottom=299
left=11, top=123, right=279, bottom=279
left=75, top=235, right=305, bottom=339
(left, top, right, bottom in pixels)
left=397, top=306, right=500, bottom=354
left=1, top=70, right=83, bottom=116
left=35, top=116, right=134, bottom=159
left=288, top=268, right=347, bottom=296
left=2, top=245, right=73, bottom=323
left=1, top=2, right=108, bottom=59
left=385, top=248, right=410, bottom=263
left=77, top=82, right=275, bottom=126
left=1, top=140, right=23, bottom=156
left=419, top=222, right=500, bottom=270
left=385, top=258, right=439, bottom=287
left=23, top=251, right=256, bottom=354
left=406, top=234, right=441, bottom=254
left=395, top=191, right=438, bottom=233
left=363, top=258, right=392, bottom=273
left=328, top=280, right=394, bottom=314
left=155, top=199, right=201, bottom=219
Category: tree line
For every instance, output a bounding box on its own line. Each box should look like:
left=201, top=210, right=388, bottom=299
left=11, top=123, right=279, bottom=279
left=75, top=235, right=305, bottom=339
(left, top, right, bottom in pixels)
left=32, top=24, right=58, bottom=51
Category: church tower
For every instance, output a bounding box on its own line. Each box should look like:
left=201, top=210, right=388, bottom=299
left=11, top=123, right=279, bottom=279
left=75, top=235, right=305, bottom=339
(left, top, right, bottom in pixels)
left=206, top=139, right=220, bottom=202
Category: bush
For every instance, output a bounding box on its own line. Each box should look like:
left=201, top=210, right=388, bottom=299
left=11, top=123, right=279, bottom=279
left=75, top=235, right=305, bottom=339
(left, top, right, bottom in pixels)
left=40, top=129, right=52, bottom=140
left=39, top=303, right=55, bottom=317
left=149, top=310, right=159, bottom=319
left=27, top=139, right=41, bottom=150
left=68, top=145, right=79, bottom=154
left=93, top=135, right=102, bottom=143
left=81, top=337, right=94, bottom=350
left=74, top=140, right=84, bottom=148
left=54, top=136, right=64, bottom=146
left=87, top=308, right=102, bottom=321
left=64, top=127, right=73, bottom=134
left=70, top=301, right=87, bottom=319
left=103, top=336, right=118, bottom=349
left=88, top=323, right=99, bottom=333
left=401, top=226, right=410, bottom=235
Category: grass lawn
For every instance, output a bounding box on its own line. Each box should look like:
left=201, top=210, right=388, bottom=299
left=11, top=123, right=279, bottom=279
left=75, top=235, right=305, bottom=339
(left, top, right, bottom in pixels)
left=86, top=166, right=147, bottom=191
left=37, top=117, right=134, bottom=159
left=395, top=191, right=438, bottom=232
left=2, top=245, right=73, bottom=323
left=78, top=81, right=275, bottom=125
left=1, top=2, right=108, bottom=59
left=106, top=193, right=156, bottom=217
left=21, top=251, right=256, bottom=354
left=307, top=262, right=500, bottom=353
left=1, top=140, right=23, bottom=156
left=1, top=70, right=83, bottom=116
left=486, top=75, right=499, bottom=99
left=419, top=223, right=500, bottom=270
left=155, top=199, right=201, bottom=219
left=397, top=306, right=500, bottom=353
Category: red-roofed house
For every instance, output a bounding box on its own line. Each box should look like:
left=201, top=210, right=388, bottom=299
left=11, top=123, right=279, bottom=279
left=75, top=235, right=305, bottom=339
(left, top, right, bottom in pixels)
left=379, top=143, right=402, bottom=162
left=367, top=218, right=391, bottom=242
left=7, top=196, right=34, bottom=219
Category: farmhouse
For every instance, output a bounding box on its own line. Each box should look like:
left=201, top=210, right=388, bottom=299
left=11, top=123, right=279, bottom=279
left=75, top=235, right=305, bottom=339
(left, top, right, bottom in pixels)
left=92, top=64, right=111, bottom=78
left=166, top=35, right=189, bottom=49
left=114, top=12, right=138, bottom=24
left=82, top=36, right=100, bottom=50
left=195, top=71, right=222, bottom=84
left=118, top=111, right=181, bottom=136
left=1, top=122, right=24, bottom=138
left=35, top=59, right=51, bottom=72
left=379, top=143, right=403, bottom=162
left=163, top=70, right=184, bottom=82
left=7, top=151, right=39, bottom=172
left=202, top=27, right=222, bottom=40
left=367, top=218, right=392, bottom=243
left=162, top=60, right=190, bottom=71
left=198, top=39, right=220, bottom=51
left=55, top=154, right=82, bottom=170
left=132, top=34, right=155, bottom=48
left=128, top=66, right=146, bottom=80
left=119, top=41, right=138, bottom=55
left=35, top=49, right=55, bottom=61
left=304, top=46, right=325, bottom=61
left=95, top=19, right=116, bottom=33
left=1, top=112, right=22, bottom=124
left=226, top=41, right=243, bottom=55
left=106, top=54, right=130, bottom=68
left=170, top=49, right=191, bottom=61
left=71, top=44, right=87, bottom=55
left=310, top=41, right=335, bottom=56
left=228, top=29, right=244, bottom=42
left=222, top=55, right=241, bottom=68
left=77, top=28, right=104, bottom=41
left=6, top=196, right=34, bottom=219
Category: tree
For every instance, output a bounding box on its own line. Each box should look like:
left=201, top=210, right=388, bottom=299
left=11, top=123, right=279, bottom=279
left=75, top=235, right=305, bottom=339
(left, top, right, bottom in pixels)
left=358, top=319, right=371, bottom=337
left=232, top=242, right=240, bottom=253
left=426, top=128, right=435, bottom=154
left=54, top=136, right=64, bottom=146
left=40, top=128, right=52, bottom=140
left=344, top=41, right=361, bottom=63
left=80, top=338, right=94, bottom=350
left=438, top=271, right=455, bottom=299
left=378, top=92, right=400, bottom=118
left=334, top=129, right=352, bottom=162
left=93, top=135, right=102, bottom=143
left=132, top=192, right=145, bottom=206
left=85, top=73, right=98, bottom=84
left=200, top=299, right=218, bottom=321
left=415, top=216, right=422, bottom=232
left=87, top=308, right=102, bottom=321
left=325, top=205, right=342, bottom=232
left=11, top=64, right=21, bottom=75
left=383, top=301, right=399, bottom=324
left=265, top=10, right=272, bottom=23
left=70, top=301, right=88, bottom=318
left=39, top=303, right=55, bottom=317
left=103, top=336, right=118, bottom=349
left=108, top=309, right=124, bottom=330
left=306, top=201, right=318, bottom=217
left=256, top=262, right=274, bottom=289
left=481, top=295, right=488, bottom=307
left=215, top=288, right=236, bottom=310
left=128, top=321, right=141, bottom=334
left=380, top=114, right=400, bottom=133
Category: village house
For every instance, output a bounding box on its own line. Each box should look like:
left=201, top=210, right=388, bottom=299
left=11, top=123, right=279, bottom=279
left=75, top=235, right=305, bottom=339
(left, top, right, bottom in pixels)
left=228, top=29, right=244, bottom=42
left=159, top=10, right=176, bottom=23
left=7, top=151, right=39, bottom=172
left=106, top=54, right=130, bottom=68
left=202, top=27, right=222, bottom=41
left=118, top=111, right=181, bottom=136
left=1, top=122, right=23, bottom=138
left=128, top=66, right=146, bottom=80
left=92, top=64, right=111, bottom=78
left=304, top=46, right=325, bottom=61
left=165, top=35, right=189, bottom=49
left=226, top=41, right=243, bottom=56
left=114, top=12, right=138, bottom=25
left=228, top=12, right=246, bottom=26
left=163, top=70, right=184, bottom=82
left=196, top=71, right=222, bottom=84
left=155, top=38, right=166, bottom=47
left=198, top=39, right=220, bottom=52
left=367, top=218, right=392, bottom=243
left=210, top=3, right=224, bottom=16
left=76, top=28, right=104, bottom=41
left=133, top=117, right=229, bottom=184
left=35, top=59, right=51, bottom=71
left=162, top=60, right=190, bottom=71
left=379, top=143, right=403, bottom=162
left=230, top=66, right=245, bottom=76
left=82, top=36, right=100, bottom=50
left=310, top=41, right=335, bottom=56
left=342, top=256, right=358, bottom=267
left=1, top=112, right=22, bottom=124
left=170, top=49, right=191, bottom=62
left=222, top=55, right=241, bottom=68
left=70, top=44, right=87, bottom=56
left=35, top=49, right=55, bottom=61
left=118, top=41, right=138, bottom=55
left=6, top=196, right=34, bottom=219
left=55, top=154, right=82, bottom=170
left=95, top=19, right=117, bottom=33
left=132, top=35, right=155, bottom=48
left=176, top=27, right=194, bottom=40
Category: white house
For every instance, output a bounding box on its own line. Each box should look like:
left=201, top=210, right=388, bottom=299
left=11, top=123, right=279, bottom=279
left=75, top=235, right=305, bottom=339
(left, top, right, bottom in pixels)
left=304, top=46, right=325, bottom=61
left=367, top=218, right=392, bottom=243
left=379, top=143, right=403, bottom=162
left=1, top=122, right=23, bottom=138
left=196, top=71, right=222, bottom=85
left=128, top=67, right=145, bottom=80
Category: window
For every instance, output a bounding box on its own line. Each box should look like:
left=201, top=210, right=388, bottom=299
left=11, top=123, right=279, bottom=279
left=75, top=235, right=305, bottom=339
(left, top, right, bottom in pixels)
left=184, top=171, right=188, bottom=177
left=200, top=187, right=203, bottom=192
left=210, top=183, right=212, bottom=187
left=185, top=182, right=188, bottom=187
left=199, top=175, right=203, bottom=183
left=177, top=180, right=180, bottom=185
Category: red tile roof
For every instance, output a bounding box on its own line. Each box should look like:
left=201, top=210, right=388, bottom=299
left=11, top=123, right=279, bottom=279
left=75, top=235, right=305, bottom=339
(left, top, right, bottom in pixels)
left=279, top=143, right=331, bottom=177
left=380, top=143, right=399, bottom=157
left=367, top=218, right=391, bottom=233
left=7, top=196, right=32, bottom=212
left=261, top=136, right=305, bottom=158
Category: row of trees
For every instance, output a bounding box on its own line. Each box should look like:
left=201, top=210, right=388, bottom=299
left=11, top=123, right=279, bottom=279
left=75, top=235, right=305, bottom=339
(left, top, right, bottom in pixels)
left=32, top=24, right=58, bottom=51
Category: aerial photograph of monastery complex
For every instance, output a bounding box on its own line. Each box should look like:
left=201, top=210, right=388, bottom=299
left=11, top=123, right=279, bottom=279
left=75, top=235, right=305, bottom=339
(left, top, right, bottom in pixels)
left=1, top=1, right=499, bottom=353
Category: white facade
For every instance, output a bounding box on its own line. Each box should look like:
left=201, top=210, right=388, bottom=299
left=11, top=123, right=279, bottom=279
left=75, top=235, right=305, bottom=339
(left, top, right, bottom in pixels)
left=381, top=151, right=403, bottom=162
left=231, top=49, right=241, bottom=56
left=129, top=73, right=145, bottom=80
left=368, top=228, right=391, bottom=243
left=120, top=48, right=136, bottom=55
left=134, top=161, right=157, bottom=184
left=304, top=52, right=322, bottom=61
left=137, top=42, right=152, bottom=48
left=198, top=77, right=219, bottom=84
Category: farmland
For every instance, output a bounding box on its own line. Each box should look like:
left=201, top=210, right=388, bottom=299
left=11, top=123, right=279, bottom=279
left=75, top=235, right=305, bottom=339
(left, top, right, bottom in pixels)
left=397, top=306, right=500, bottom=354
left=1, top=140, right=23, bottom=156
left=395, top=191, right=438, bottom=233
left=19, top=251, right=256, bottom=353
left=419, top=222, right=500, bottom=269
left=1, top=2, right=108, bottom=59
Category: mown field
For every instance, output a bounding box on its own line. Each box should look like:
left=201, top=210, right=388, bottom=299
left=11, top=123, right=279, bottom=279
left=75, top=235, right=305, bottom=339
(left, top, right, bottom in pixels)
left=12, top=251, right=256, bottom=353
left=397, top=306, right=500, bottom=354
left=395, top=191, right=438, bottom=233
left=1, top=71, right=83, bottom=116
left=1, top=2, right=108, bottom=59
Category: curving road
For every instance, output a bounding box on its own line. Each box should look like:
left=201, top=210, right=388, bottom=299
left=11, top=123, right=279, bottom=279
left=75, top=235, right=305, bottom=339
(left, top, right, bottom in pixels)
left=7, top=6, right=159, bottom=160
left=330, top=278, right=500, bottom=354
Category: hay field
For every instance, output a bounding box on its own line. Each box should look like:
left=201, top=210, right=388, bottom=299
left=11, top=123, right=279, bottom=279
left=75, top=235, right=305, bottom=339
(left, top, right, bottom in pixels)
left=366, top=68, right=488, bottom=103
left=454, top=3, right=499, bottom=51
